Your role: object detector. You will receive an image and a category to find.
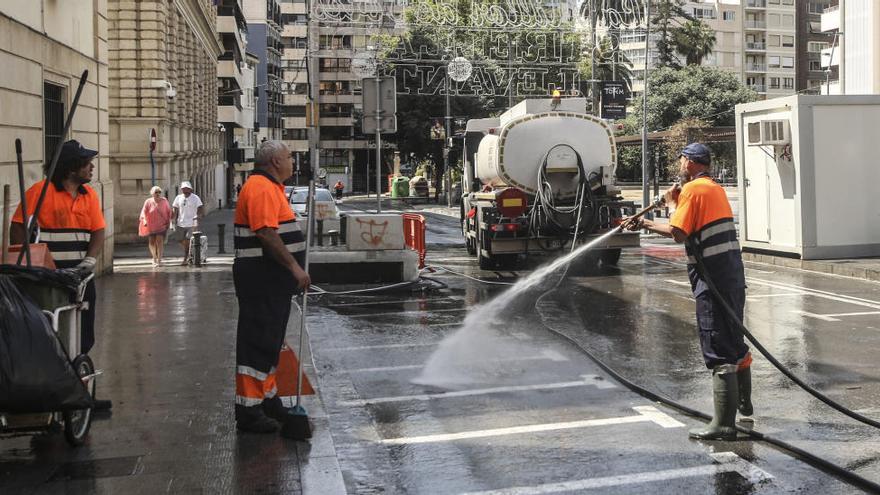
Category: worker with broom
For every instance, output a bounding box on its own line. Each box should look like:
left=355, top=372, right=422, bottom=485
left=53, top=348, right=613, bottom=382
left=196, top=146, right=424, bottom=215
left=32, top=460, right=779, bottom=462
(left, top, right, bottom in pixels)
left=233, top=140, right=310, bottom=434
left=627, top=143, right=752, bottom=441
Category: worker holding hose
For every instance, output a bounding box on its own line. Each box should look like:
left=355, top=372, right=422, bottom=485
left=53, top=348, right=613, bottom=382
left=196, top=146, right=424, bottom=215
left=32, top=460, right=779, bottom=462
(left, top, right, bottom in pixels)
left=233, top=141, right=310, bottom=433
left=626, top=143, right=752, bottom=441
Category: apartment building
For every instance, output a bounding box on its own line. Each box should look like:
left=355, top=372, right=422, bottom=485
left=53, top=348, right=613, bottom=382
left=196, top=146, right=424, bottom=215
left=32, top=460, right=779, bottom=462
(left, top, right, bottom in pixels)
left=796, top=1, right=834, bottom=94
left=821, top=0, right=880, bottom=95
left=107, top=0, right=223, bottom=242
left=217, top=0, right=258, bottom=200
left=244, top=0, right=285, bottom=142
left=622, top=0, right=798, bottom=99
left=0, top=2, right=114, bottom=267
left=280, top=0, right=407, bottom=193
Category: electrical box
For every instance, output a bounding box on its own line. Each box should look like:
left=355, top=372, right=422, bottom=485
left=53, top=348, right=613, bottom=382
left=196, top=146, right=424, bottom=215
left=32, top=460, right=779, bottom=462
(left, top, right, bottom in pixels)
left=736, top=95, right=880, bottom=259
left=345, top=214, right=405, bottom=250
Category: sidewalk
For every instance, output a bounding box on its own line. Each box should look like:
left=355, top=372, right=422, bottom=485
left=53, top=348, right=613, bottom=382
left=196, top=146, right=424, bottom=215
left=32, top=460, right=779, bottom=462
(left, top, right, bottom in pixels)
left=113, top=207, right=236, bottom=262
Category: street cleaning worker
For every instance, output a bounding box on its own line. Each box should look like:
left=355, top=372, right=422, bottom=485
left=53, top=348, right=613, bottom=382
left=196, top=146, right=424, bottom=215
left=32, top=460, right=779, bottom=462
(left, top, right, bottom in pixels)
left=627, top=143, right=752, bottom=440
left=10, top=139, right=112, bottom=410
left=233, top=140, right=311, bottom=434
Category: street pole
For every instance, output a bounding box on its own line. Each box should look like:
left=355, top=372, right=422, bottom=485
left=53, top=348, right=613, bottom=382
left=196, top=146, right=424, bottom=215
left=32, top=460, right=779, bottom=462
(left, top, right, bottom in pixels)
left=590, top=1, right=598, bottom=115
left=150, top=148, right=155, bottom=186
left=508, top=35, right=514, bottom=108
left=641, top=0, right=652, bottom=219
left=444, top=71, right=452, bottom=207
left=375, top=70, right=383, bottom=213
left=307, top=0, right=320, bottom=228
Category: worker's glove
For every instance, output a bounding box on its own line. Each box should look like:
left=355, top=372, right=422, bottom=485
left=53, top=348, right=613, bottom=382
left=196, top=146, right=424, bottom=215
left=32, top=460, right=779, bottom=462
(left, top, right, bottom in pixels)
left=76, top=256, right=97, bottom=275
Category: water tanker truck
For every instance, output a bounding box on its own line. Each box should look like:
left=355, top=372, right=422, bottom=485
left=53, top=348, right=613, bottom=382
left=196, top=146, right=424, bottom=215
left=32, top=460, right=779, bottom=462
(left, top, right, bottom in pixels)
left=460, top=98, right=640, bottom=269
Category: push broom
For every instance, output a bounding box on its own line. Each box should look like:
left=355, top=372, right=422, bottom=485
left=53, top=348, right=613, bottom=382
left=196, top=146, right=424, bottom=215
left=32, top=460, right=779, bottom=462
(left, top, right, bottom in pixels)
left=280, top=160, right=317, bottom=440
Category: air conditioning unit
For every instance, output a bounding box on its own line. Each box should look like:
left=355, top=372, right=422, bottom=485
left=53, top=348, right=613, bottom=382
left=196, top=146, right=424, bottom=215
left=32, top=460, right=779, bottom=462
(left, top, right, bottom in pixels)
left=747, top=119, right=790, bottom=146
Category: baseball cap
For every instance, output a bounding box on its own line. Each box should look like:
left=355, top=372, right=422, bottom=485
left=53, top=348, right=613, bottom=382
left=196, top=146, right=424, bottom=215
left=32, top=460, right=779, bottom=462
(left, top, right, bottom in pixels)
left=60, top=139, right=98, bottom=162
left=680, top=143, right=712, bottom=166
left=180, top=181, right=193, bottom=190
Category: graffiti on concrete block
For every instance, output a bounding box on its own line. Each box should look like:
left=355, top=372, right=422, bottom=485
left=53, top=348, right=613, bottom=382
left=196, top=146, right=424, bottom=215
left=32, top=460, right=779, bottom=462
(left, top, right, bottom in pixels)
left=356, top=218, right=390, bottom=247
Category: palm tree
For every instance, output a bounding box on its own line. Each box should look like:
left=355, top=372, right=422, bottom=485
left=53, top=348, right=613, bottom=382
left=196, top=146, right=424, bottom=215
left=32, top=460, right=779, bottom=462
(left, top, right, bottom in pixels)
left=673, top=19, right=717, bottom=66
left=579, top=37, right=634, bottom=90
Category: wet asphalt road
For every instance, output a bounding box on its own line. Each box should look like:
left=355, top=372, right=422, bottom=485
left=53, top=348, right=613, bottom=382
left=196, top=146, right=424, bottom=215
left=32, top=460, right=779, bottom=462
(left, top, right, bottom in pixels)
left=310, top=209, right=880, bottom=494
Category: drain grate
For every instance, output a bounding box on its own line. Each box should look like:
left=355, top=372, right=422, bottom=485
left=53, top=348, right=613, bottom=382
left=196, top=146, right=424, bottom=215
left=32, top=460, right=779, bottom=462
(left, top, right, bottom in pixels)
left=48, top=455, right=142, bottom=481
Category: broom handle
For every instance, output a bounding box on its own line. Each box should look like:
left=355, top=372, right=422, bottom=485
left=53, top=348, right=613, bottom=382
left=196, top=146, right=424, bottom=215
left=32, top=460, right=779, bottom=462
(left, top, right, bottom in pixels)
left=294, top=176, right=317, bottom=408
left=18, top=70, right=89, bottom=265
left=14, top=140, right=31, bottom=267
left=1, top=184, right=9, bottom=263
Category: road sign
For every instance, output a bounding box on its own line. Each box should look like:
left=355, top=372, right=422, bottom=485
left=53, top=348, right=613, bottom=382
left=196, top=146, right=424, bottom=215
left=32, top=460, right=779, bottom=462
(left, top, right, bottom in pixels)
left=600, top=81, right=628, bottom=120
left=362, top=77, right=397, bottom=134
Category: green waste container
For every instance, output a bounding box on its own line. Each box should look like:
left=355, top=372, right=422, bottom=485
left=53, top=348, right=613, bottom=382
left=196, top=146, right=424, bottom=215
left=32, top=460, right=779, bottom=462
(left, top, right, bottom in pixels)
left=391, top=176, right=410, bottom=198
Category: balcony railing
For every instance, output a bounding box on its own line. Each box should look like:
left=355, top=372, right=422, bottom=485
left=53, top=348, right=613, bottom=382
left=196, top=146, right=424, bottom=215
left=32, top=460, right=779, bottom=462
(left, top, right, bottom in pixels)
left=749, top=84, right=767, bottom=92
left=746, top=0, right=766, bottom=7
left=744, top=20, right=767, bottom=29
left=746, top=42, right=766, bottom=50
left=746, top=64, right=767, bottom=72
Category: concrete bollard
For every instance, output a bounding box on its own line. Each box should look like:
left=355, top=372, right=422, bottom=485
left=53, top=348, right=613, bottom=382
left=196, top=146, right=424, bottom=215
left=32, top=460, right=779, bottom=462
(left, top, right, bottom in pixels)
left=217, top=224, right=226, bottom=254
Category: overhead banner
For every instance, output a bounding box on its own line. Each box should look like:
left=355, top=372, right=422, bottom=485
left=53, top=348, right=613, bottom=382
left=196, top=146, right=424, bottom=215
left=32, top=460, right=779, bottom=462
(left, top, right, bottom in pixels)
left=600, top=81, right=628, bottom=120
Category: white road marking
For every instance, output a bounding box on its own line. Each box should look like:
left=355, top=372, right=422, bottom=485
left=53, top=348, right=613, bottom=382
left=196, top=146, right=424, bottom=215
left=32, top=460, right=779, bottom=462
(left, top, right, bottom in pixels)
left=325, top=342, right=440, bottom=352
left=380, top=406, right=683, bottom=445
left=345, top=349, right=569, bottom=374
left=343, top=307, right=468, bottom=318
left=345, top=374, right=616, bottom=406
left=792, top=310, right=880, bottom=322
left=664, top=279, right=691, bottom=287
left=459, top=452, right=771, bottom=494
left=746, top=292, right=804, bottom=300
left=323, top=296, right=463, bottom=308
left=749, top=277, right=880, bottom=310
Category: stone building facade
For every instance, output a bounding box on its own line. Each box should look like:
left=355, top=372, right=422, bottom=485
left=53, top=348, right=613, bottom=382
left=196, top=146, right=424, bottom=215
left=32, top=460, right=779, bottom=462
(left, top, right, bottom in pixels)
left=108, top=0, right=223, bottom=242
left=0, top=2, right=113, bottom=270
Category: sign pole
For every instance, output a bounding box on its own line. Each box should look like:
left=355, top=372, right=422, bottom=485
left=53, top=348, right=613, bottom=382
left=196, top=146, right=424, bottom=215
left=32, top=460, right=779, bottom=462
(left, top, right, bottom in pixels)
left=641, top=0, right=652, bottom=220
left=149, top=128, right=157, bottom=186
left=375, top=72, right=382, bottom=214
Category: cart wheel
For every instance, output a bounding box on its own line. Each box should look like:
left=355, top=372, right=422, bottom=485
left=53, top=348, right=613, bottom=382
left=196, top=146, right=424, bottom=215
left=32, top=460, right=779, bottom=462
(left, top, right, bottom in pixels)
left=64, top=354, right=95, bottom=446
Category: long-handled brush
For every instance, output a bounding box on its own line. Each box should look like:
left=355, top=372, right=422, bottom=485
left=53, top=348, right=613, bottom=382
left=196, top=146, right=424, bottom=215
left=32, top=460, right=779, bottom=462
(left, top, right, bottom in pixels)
left=281, top=165, right=317, bottom=441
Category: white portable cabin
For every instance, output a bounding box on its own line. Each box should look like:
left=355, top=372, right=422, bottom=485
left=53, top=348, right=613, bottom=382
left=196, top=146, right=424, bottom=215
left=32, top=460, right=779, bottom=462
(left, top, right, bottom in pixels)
left=735, top=95, right=880, bottom=259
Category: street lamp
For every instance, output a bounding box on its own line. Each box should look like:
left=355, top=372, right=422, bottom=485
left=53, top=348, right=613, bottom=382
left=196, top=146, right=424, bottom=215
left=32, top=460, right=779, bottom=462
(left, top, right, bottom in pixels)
left=444, top=54, right=472, bottom=207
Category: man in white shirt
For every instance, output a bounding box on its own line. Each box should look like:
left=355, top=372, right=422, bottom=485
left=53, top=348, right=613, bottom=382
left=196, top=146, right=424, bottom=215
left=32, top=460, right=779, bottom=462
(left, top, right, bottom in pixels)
left=171, top=181, right=204, bottom=265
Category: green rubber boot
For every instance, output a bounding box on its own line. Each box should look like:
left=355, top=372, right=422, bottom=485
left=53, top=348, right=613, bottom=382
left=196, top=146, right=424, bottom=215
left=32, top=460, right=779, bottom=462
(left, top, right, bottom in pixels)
left=737, top=367, right=753, bottom=416
left=689, top=365, right=738, bottom=441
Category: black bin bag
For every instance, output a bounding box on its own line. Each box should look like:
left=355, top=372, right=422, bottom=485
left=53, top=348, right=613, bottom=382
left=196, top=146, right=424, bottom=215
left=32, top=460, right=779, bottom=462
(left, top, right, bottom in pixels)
left=0, top=275, right=93, bottom=413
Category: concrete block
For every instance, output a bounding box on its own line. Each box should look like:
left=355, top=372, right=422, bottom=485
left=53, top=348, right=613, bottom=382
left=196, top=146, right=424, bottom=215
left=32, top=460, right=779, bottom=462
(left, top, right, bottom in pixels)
left=345, top=214, right=405, bottom=250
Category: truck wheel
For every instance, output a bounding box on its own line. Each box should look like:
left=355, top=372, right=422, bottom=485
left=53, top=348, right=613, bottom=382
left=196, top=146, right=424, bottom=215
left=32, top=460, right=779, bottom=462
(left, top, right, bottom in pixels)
left=466, top=236, right=477, bottom=255
left=495, top=254, right=518, bottom=270
left=478, top=251, right=495, bottom=270
left=599, top=249, right=622, bottom=267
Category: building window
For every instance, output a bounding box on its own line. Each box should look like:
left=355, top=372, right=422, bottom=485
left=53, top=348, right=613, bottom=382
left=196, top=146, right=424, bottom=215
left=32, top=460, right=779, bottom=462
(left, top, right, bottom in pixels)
left=283, top=129, right=308, bottom=140
left=319, top=149, right=348, bottom=167
left=722, top=11, right=735, bottom=21
left=320, top=58, right=351, bottom=72
left=783, top=77, right=794, bottom=89
left=319, top=103, right=352, bottom=117
left=782, top=56, right=794, bottom=68
left=782, top=14, right=794, bottom=28
left=782, top=0, right=793, bottom=4
left=808, top=41, right=829, bottom=53
left=782, top=36, right=794, bottom=48
left=693, top=7, right=715, bottom=19
left=283, top=37, right=307, bottom=49
left=809, top=60, right=822, bottom=71
left=769, top=77, right=780, bottom=89
left=281, top=14, right=307, bottom=25
left=321, top=126, right=352, bottom=139
left=809, top=2, right=831, bottom=14
left=319, top=35, right=351, bottom=50
left=282, top=105, right=307, bottom=117
left=320, top=81, right=351, bottom=95
left=768, top=56, right=781, bottom=68
left=768, top=35, right=780, bottom=47
left=43, top=82, right=65, bottom=163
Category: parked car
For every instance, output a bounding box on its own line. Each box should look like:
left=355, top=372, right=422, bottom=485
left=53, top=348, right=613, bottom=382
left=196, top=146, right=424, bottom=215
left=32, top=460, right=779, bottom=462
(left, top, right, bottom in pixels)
left=285, top=186, right=338, bottom=221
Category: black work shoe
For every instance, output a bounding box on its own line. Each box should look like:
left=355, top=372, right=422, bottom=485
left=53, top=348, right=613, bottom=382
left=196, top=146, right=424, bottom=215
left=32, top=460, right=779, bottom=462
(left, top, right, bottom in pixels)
left=235, top=405, right=280, bottom=434
left=262, top=397, right=290, bottom=422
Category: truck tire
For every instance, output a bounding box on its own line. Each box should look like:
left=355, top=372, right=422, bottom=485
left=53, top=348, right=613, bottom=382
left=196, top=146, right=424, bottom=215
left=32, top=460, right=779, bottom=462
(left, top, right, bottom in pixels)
left=478, top=250, right=494, bottom=270
left=466, top=236, right=477, bottom=255
left=599, top=249, right=622, bottom=267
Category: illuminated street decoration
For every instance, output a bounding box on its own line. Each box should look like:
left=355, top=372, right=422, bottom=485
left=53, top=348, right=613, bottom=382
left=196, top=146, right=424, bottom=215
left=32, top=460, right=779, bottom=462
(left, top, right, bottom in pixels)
left=310, top=0, right=646, bottom=97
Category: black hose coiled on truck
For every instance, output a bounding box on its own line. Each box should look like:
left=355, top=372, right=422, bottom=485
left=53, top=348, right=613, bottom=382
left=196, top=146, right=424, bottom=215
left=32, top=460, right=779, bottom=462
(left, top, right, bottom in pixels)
left=529, top=146, right=596, bottom=240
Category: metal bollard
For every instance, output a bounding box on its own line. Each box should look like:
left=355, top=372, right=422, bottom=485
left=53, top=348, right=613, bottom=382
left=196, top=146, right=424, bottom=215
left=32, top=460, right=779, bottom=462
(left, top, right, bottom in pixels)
left=316, top=219, right=324, bottom=247
left=217, top=223, right=226, bottom=254
left=339, top=214, right=347, bottom=244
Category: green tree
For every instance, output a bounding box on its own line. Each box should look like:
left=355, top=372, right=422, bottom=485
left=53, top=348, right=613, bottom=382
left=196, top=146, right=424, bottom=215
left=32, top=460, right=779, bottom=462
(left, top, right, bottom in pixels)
left=578, top=36, right=634, bottom=90
left=616, top=66, right=758, bottom=180
left=651, top=0, right=691, bottom=68
left=673, top=19, right=716, bottom=66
